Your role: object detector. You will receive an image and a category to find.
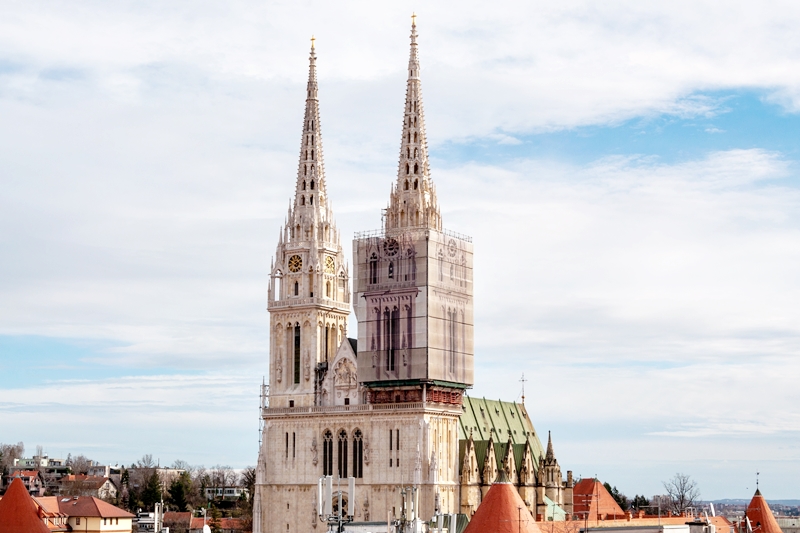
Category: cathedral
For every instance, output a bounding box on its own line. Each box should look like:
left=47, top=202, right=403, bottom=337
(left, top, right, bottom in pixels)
left=253, top=19, right=573, bottom=533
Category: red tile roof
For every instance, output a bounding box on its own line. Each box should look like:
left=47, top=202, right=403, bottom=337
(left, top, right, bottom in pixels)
left=0, top=478, right=51, bottom=533
left=189, top=516, right=245, bottom=530
left=746, top=489, right=781, bottom=533
left=463, top=481, right=541, bottom=533
left=11, top=471, right=40, bottom=479
left=572, top=479, right=625, bottom=520
left=56, top=497, right=133, bottom=519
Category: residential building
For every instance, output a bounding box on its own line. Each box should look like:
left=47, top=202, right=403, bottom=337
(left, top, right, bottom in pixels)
left=57, top=496, right=134, bottom=533
left=5, top=470, right=46, bottom=497
left=60, top=475, right=118, bottom=500
left=204, top=486, right=249, bottom=501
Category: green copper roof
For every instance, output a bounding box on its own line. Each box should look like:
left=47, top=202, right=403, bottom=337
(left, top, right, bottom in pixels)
left=543, top=495, right=567, bottom=521
left=458, top=396, right=545, bottom=471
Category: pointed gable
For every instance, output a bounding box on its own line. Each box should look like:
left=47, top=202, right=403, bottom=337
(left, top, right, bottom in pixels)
left=0, top=478, right=51, bottom=533
left=572, top=478, right=625, bottom=520
left=746, top=489, right=781, bottom=533
left=463, top=479, right=542, bottom=533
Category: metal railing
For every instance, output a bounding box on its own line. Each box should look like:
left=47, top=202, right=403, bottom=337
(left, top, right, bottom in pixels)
left=262, top=401, right=463, bottom=417
left=354, top=226, right=472, bottom=243
left=268, top=296, right=350, bottom=310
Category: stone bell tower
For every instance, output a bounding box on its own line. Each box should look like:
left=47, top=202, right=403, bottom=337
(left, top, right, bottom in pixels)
left=267, top=39, right=351, bottom=408
left=353, top=16, right=474, bottom=405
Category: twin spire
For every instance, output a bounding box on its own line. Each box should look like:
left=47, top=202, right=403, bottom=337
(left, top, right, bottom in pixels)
left=385, top=16, right=441, bottom=231
left=294, top=36, right=326, bottom=211
left=291, top=17, right=441, bottom=232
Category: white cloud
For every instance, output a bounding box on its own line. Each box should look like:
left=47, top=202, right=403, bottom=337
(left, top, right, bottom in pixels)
left=2, top=0, right=800, bottom=496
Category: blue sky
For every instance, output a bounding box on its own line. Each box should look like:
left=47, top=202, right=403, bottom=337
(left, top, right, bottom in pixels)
left=1, top=0, right=800, bottom=500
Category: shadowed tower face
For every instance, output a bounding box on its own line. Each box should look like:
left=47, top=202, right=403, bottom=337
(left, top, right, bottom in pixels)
left=353, top=18, right=474, bottom=404
left=266, top=40, right=351, bottom=408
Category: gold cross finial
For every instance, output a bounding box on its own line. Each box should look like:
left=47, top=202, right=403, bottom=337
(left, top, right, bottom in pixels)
left=411, top=13, right=417, bottom=26
left=310, top=35, right=316, bottom=50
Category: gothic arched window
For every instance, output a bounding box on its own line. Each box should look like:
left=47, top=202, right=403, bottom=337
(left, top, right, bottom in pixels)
left=294, top=281, right=299, bottom=296
left=388, top=261, right=394, bottom=279
left=404, top=180, right=409, bottom=190
left=369, top=254, right=378, bottom=285
left=293, top=323, right=301, bottom=384
left=414, top=163, right=418, bottom=174
left=300, top=196, right=305, bottom=206
left=303, top=180, right=307, bottom=190
left=406, top=163, right=409, bottom=175
left=352, top=430, right=363, bottom=478
left=414, top=132, right=418, bottom=143
left=337, top=430, right=348, bottom=478
left=310, top=195, right=313, bottom=205
left=414, top=179, right=418, bottom=190
left=310, top=180, right=315, bottom=190
left=323, top=430, right=333, bottom=476
left=326, top=281, right=331, bottom=298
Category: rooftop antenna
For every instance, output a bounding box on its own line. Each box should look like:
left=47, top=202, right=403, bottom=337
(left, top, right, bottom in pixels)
left=756, top=472, right=760, bottom=490
left=519, top=373, right=527, bottom=405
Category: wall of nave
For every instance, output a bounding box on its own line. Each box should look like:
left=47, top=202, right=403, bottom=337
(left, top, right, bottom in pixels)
left=258, top=410, right=462, bottom=533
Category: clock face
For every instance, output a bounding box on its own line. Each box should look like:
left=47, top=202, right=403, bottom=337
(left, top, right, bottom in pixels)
left=447, top=239, right=457, bottom=257
left=325, top=256, right=335, bottom=274
left=383, top=238, right=399, bottom=257
left=288, top=255, right=303, bottom=273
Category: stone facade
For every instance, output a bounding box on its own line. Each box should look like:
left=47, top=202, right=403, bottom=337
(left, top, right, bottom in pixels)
left=254, top=21, right=573, bottom=533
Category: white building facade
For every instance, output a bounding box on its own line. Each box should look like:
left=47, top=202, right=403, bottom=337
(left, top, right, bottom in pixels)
left=254, top=21, right=474, bottom=533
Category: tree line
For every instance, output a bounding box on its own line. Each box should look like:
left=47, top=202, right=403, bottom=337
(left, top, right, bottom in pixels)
left=602, top=473, right=701, bottom=516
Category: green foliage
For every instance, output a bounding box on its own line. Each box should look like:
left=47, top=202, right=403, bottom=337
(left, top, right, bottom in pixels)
left=209, top=504, right=223, bottom=533
left=169, top=472, right=192, bottom=512
left=604, top=482, right=630, bottom=511
left=631, top=494, right=650, bottom=512
left=140, top=470, right=162, bottom=510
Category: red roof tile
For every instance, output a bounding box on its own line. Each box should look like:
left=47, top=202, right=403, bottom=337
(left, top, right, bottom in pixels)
left=746, top=490, right=781, bottom=533
left=56, top=497, right=133, bottom=519
left=189, top=516, right=245, bottom=530
left=463, top=481, right=541, bottom=533
left=0, top=478, right=51, bottom=533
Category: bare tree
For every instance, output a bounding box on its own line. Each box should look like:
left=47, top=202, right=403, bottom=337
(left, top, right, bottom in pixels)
left=0, top=442, right=25, bottom=473
left=663, top=473, right=700, bottom=515
left=137, top=454, right=156, bottom=468
left=66, top=454, right=94, bottom=475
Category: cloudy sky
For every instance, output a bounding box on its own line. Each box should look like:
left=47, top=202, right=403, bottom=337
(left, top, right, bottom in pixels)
left=2, top=0, right=799, bottom=500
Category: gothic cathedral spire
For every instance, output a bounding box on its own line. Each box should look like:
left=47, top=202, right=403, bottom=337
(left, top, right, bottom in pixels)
left=295, top=37, right=327, bottom=212
left=267, top=39, right=350, bottom=408
left=385, top=16, right=442, bottom=231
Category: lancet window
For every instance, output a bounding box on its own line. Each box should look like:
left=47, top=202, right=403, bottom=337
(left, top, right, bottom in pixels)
left=369, top=254, right=378, bottom=285
left=352, top=430, right=363, bottom=478
left=323, top=430, right=333, bottom=476
left=293, top=323, right=301, bottom=384
left=337, top=430, right=348, bottom=478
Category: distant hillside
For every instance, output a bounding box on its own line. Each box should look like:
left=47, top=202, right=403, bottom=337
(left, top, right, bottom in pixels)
left=703, top=499, right=800, bottom=506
